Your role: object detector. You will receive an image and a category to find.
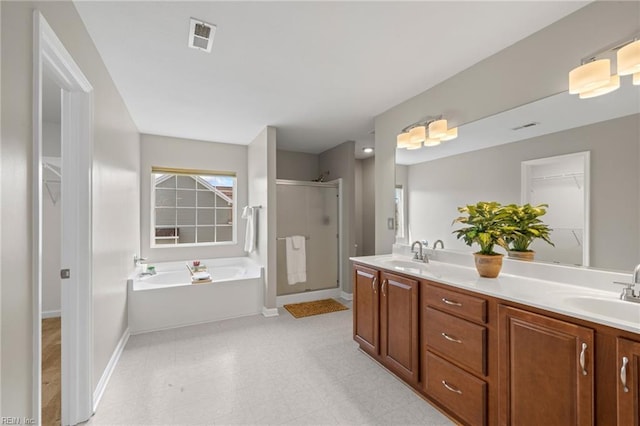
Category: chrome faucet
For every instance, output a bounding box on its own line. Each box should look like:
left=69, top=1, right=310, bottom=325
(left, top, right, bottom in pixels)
left=634, top=263, right=640, bottom=284
left=614, top=263, right=640, bottom=303
left=411, top=240, right=429, bottom=263
left=134, top=254, right=147, bottom=267
left=433, top=239, right=445, bottom=249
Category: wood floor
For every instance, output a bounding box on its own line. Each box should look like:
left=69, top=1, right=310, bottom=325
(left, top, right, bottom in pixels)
left=42, top=317, right=61, bottom=426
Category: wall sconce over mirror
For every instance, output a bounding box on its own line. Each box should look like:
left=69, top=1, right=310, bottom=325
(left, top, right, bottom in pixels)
left=569, top=34, right=640, bottom=99
left=396, top=116, right=458, bottom=150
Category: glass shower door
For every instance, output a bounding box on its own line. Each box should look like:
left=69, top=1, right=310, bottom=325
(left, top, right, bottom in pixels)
left=276, top=182, right=339, bottom=296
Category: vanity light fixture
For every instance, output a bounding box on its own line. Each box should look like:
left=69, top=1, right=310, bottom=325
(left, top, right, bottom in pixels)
left=428, top=119, right=448, bottom=139
left=396, top=116, right=458, bottom=150
left=617, top=40, right=640, bottom=75
left=362, top=147, right=374, bottom=154
left=396, top=131, right=411, bottom=148
left=569, top=34, right=640, bottom=99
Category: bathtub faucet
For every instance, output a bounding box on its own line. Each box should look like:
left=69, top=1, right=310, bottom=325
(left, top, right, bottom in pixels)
left=134, top=254, right=147, bottom=267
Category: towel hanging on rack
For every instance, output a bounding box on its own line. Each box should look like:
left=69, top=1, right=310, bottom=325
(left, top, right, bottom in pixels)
left=242, top=206, right=257, bottom=253
left=285, top=236, right=307, bottom=285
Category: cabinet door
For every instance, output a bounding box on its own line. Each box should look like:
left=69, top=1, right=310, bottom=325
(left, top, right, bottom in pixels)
left=618, top=337, right=640, bottom=426
left=353, top=265, right=379, bottom=357
left=499, top=305, right=594, bottom=426
left=380, top=271, right=419, bottom=384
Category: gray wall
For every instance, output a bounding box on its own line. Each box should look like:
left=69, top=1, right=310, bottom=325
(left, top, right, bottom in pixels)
left=319, top=141, right=355, bottom=293
left=355, top=160, right=363, bottom=256
left=276, top=150, right=319, bottom=181
left=140, top=134, right=248, bottom=262
left=360, top=156, right=376, bottom=256
left=248, top=127, right=278, bottom=310
left=374, top=1, right=640, bottom=254
left=407, top=114, right=639, bottom=272
left=1, top=0, right=140, bottom=416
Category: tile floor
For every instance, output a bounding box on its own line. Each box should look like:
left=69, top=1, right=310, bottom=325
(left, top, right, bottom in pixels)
left=86, top=301, right=453, bottom=425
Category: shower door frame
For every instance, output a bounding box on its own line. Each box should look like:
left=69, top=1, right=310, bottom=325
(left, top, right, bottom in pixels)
left=275, top=178, right=343, bottom=303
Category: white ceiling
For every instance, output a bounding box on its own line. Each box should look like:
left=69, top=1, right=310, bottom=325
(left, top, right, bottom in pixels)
left=73, top=1, right=588, bottom=158
left=396, top=83, right=640, bottom=165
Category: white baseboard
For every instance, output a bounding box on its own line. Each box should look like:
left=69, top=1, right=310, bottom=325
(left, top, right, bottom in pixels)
left=276, top=287, right=341, bottom=307
left=42, top=310, right=61, bottom=319
left=93, top=327, right=130, bottom=413
left=340, top=291, right=353, bottom=301
left=261, top=306, right=279, bottom=317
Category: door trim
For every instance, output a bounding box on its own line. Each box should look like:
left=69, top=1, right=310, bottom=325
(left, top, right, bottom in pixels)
left=33, top=11, right=94, bottom=425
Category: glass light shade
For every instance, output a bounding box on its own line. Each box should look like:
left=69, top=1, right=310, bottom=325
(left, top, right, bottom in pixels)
left=568, top=59, right=611, bottom=94
left=634, top=72, right=640, bottom=86
left=579, top=74, right=620, bottom=99
left=441, top=127, right=458, bottom=141
left=396, top=132, right=411, bottom=148
left=617, top=40, right=640, bottom=76
left=428, top=119, right=448, bottom=139
left=424, top=138, right=441, bottom=147
left=409, top=126, right=426, bottom=144
left=406, top=141, right=422, bottom=150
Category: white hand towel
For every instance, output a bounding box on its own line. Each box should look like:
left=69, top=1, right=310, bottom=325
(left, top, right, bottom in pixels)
left=242, top=206, right=256, bottom=253
left=286, top=236, right=307, bottom=285
left=192, top=271, right=211, bottom=281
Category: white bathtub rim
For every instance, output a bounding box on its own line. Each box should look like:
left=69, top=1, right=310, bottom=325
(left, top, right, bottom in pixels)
left=130, top=256, right=263, bottom=291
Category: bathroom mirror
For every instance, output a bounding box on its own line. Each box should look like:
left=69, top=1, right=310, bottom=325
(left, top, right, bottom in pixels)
left=395, top=84, right=640, bottom=272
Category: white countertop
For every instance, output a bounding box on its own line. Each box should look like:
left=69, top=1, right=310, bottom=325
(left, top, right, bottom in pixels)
left=351, top=254, right=640, bottom=334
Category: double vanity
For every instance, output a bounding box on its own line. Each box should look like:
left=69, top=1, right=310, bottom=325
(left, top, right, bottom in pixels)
left=351, top=253, right=640, bottom=425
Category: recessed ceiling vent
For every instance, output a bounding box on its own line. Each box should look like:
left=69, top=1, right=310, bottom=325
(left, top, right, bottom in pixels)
left=511, top=122, right=540, bottom=131
left=188, top=18, right=216, bottom=53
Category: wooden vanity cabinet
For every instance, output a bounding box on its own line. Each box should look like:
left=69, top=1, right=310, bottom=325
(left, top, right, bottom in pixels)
left=617, top=337, right=640, bottom=425
left=422, top=282, right=490, bottom=426
left=353, top=265, right=420, bottom=385
left=353, top=262, right=640, bottom=426
left=498, top=305, right=594, bottom=426
left=353, top=264, right=379, bottom=358
left=379, top=271, right=419, bottom=385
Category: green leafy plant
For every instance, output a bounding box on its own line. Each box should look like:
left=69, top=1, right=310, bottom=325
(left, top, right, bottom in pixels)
left=502, top=203, right=554, bottom=252
left=452, top=201, right=510, bottom=255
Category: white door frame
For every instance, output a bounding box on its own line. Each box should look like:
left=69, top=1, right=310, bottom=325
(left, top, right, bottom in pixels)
left=33, top=11, right=94, bottom=425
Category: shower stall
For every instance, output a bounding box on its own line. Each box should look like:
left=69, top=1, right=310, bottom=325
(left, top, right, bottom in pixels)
left=276, top=179, right=342, bottom=303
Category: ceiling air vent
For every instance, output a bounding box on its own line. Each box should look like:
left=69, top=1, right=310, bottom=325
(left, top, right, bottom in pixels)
left=511, top=122, right=540, bottom=131
left=188, top=18, right=216, bottom=53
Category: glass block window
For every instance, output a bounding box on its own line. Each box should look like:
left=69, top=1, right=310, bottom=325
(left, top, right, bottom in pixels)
left=152, top=168, right=236, bottom=246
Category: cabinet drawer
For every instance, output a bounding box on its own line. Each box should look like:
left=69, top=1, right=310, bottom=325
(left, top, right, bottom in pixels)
left=425, top=307, right=486, bottom=376
left=425, top=351, right=486, bottom=426
left=425, top=283, right=487, bottom=324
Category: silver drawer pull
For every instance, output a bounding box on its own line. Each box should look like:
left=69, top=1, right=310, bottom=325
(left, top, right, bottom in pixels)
left=441, top=298, right=462, bottom=307
left=579, top=342, right=588, bottom=376
left=441, top=332, right=462, bottom=344
left=621, top=356, right=629, bottom=393
left=442, top=380, right=462, bottom=394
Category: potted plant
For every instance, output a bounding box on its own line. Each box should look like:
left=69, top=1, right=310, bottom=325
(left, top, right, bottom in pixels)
left=452, top=201, right=509, bottom=278
left=502, top=203, right=554, bottom=261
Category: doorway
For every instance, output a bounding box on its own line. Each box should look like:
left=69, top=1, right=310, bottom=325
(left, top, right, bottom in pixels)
left=521, top=151, right=590, bottom=266
left=34, top=11, right=94, bottom=425
left=41, top=72, right=63, bottom=425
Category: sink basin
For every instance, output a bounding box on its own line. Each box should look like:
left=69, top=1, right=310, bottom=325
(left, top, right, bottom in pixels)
left=380, top=258, right=434, bottom=276
left=562, top=296, right=640, bottom=323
